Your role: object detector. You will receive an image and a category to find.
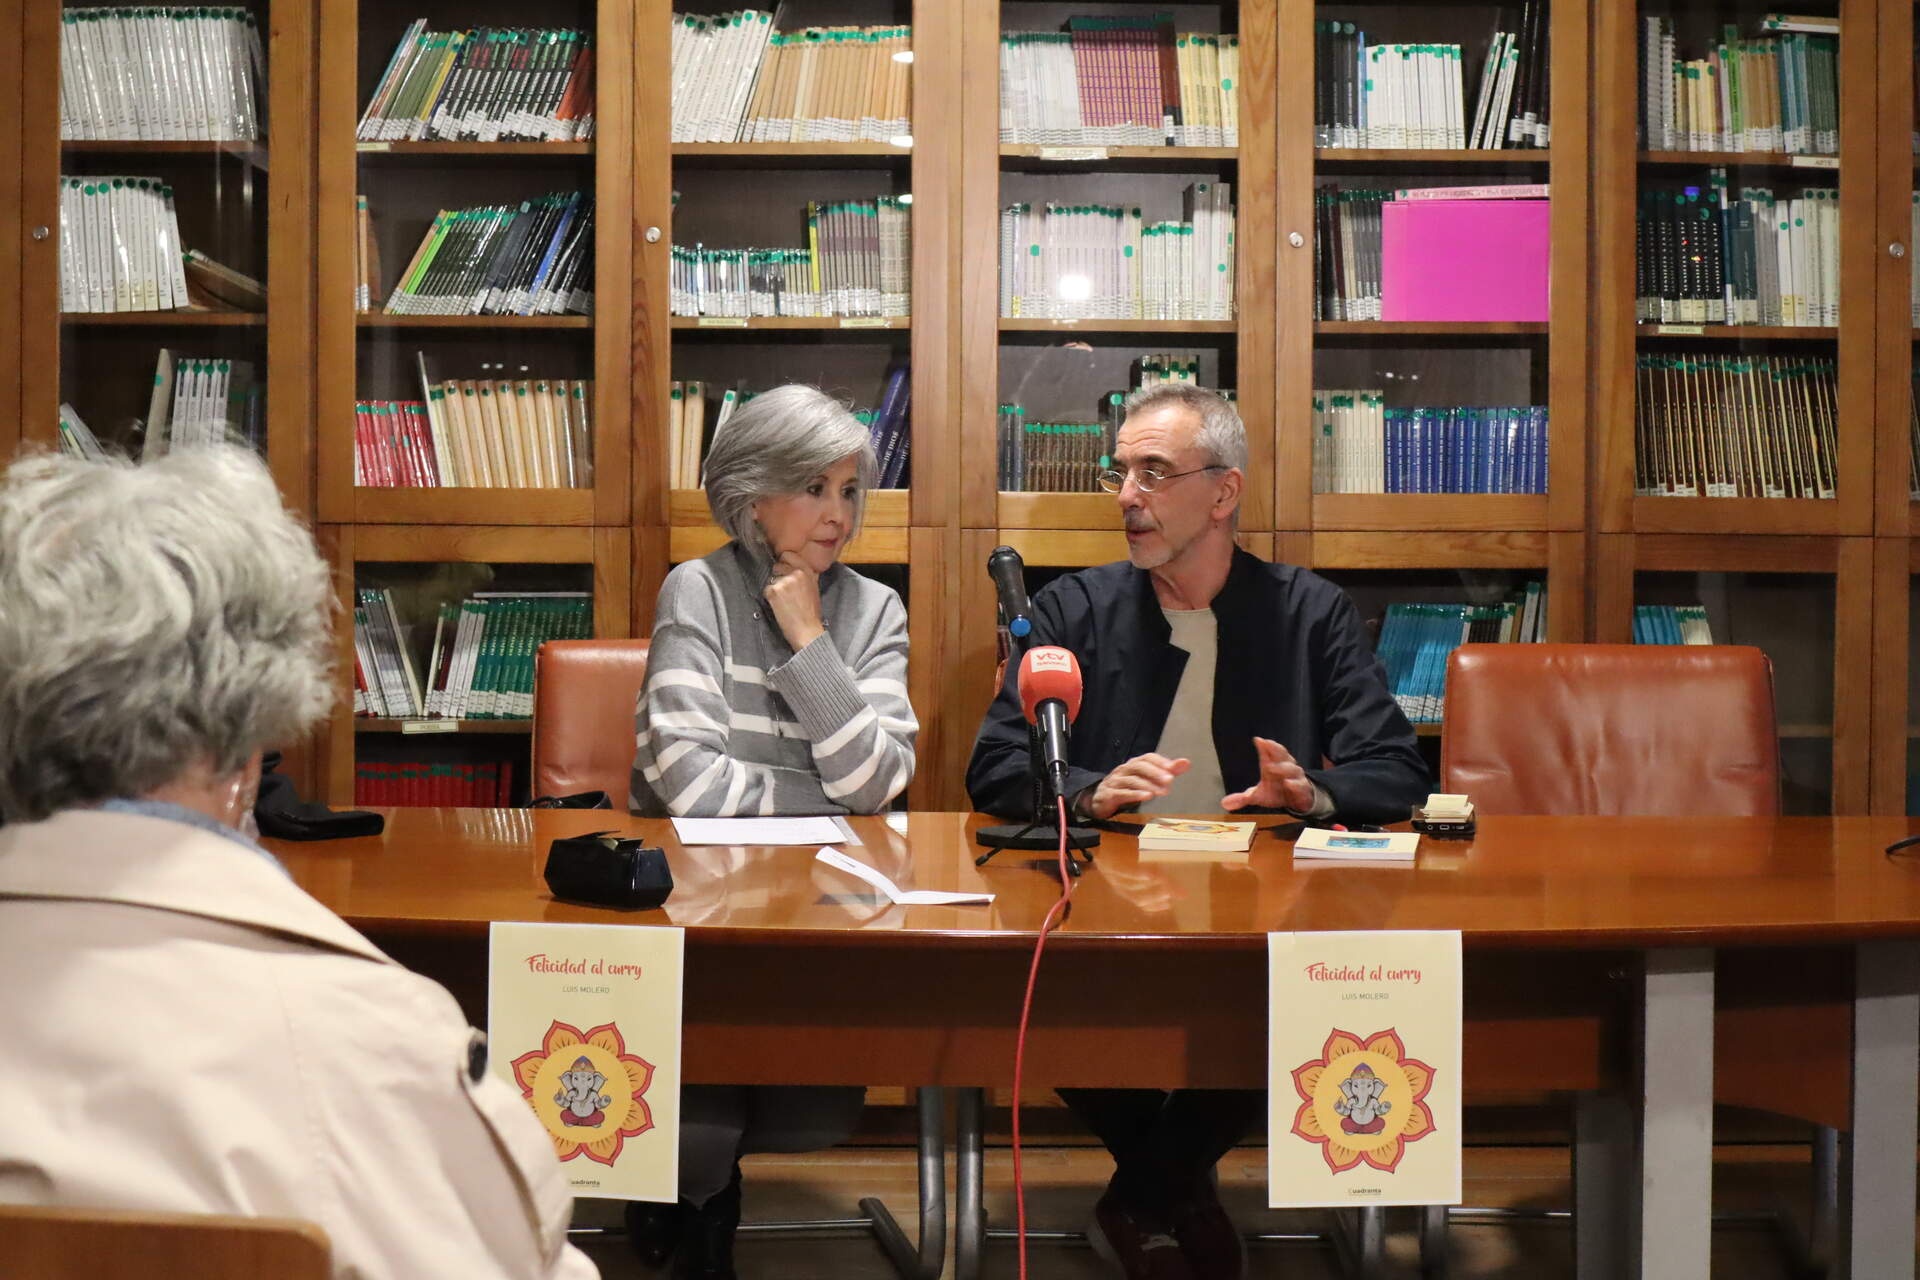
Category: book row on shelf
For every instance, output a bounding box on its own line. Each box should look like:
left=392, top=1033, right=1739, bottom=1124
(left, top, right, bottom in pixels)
left=1639, top=14, right=1839, bottom=156
left=1311, top=395, right=1549, bottom=496
left=354, top=762, right=514, bottom=808
left=1314, top=184, right=1548, bottom=323
left=998, top=411, right=1112, bottom=493
left=354, top=591, right=592, bottom=722
left=60, top=6, right=264, bottom=142
left=354, top=367, right=593, bottom=491
left=996, top=354, right=1219, bottom=491
left=60, top=177, right=190, bottom=314
left=1634, top=354, right=1837, bottom=500
left=998, top=25, right=1239, bottom=148
left=1638, top=179, right=1838, bottom=327
left=358, top=23, right=596, bottom=143
left=365, top=192, right=595, bottom=317
left=669, top=195, right=911, bottom=319
left=1379, top=590, right=1548, bottom=724
left=999, top=183, right=1234, bottom=321
left=1315, top=15, right=1549, bottom=152
left=671, top=13, right=911, bottom=145
left=667, top=366, right=911, bottom=491
left=1631, top=604, right=1715, bottom=645
left=57, top=351, right=264, bottom=461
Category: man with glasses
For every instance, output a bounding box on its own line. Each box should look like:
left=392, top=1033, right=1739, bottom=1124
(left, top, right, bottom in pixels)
left=966, top=383, right=1426, bottom=1280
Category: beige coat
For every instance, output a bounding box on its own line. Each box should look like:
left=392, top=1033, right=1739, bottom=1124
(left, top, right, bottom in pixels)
left=0, top=809, right=597, bottom=1280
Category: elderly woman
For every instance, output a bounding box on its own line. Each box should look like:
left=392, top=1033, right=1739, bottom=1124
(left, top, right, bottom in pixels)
left=629, top=384, right=916, bottom=1278
left=0, top=447, right=594, bottom=1280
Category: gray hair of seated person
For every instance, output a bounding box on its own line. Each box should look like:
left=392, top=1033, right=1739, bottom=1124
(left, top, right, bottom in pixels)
left=0, top=444, right=334, bottom=823
left=702, top=384, right=878, bottom=554
left=1122, top=382, right=1249, bottom=473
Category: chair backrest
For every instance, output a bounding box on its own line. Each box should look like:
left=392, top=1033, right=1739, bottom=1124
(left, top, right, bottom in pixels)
left=532, top=638, right=651, bottom=804
left=0, top=1204, right=329, bottom=1280
left=1440, top=643, right=1779, bottom=816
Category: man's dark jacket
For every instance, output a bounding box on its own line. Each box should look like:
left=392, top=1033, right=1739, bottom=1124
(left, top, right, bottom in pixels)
left=966, top=549, right=1429, bottom=824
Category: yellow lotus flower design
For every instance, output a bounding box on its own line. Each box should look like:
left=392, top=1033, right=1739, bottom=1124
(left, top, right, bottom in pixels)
left=510, top=1020, right=656, bottom=1167
left=1288, top=1027, right=1437, bottom=1175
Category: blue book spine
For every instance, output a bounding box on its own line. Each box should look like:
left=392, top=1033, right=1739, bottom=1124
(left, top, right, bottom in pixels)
left=1419, top=409, right=1435, bottom=493
left=1490, top=409, right=1509, bottom=493
left=1473, top=410, right=1489, bottom=493
left=1536, top=408, right=1551, bottom=495
left=1453, top=410, right=1467, bottom=494
left=1390, top=410, right=1405, bottom=495
left=521, top=194, right=580, bottom=315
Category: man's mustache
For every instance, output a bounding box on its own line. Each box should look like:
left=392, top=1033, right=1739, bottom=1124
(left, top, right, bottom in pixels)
left=1124, top=513, right=1157, bottom=532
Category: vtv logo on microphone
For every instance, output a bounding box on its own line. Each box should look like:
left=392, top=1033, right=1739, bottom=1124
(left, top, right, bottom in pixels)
left=1028, top=648, right=1074, bottom=674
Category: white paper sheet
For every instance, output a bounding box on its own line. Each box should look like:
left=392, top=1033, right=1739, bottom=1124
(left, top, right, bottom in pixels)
left=669, top=816, right=846, bottom=846
left=814, top=847, right=995, bottom=906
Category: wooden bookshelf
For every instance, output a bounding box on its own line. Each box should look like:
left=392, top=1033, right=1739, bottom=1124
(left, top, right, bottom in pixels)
left=1639, top=150, right=1841, bottom=171
left=996, top=318, right=1237, bottom=334
left=355, top=141, right=593, bottom=156
left=1314, top=148, right=1551, bottom=167
left=673, top=141, right=912, bottom=168
left=667, top=316, right=911, bottom=331
left=354, top=315, right=593, bottom=330
left=309, top=0, right=635, bottom=804
left=60, top=312, right=267, bottom=327
left=17, top=0, right=1920, bottom=816
left=355, top=719, right=534, bottom=735
left=1636, top=324, right=1840, bottom=341
left=19, top=0, right=315, bottom=530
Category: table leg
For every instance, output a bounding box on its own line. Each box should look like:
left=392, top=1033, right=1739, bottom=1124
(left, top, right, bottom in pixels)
left=1839, top=939, right=1920, bottom=1280
left=1637, top=947, right=1713, bottom=1280
left=860, top=1084, right=948, bottom=1280
left=1572, top=1090, right=1633, bottom=1280
left=954, top=1087, right=986, bottom=1280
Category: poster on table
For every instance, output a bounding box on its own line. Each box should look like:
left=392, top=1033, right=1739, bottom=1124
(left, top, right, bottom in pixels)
left=1268, top=930, right=1461, bottom=1208
left=489, top=922, right=684, bottom=1202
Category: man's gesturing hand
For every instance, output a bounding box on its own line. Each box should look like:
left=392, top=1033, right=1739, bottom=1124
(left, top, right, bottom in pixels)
left=1084, top=753, right=1191, bottom=820
left=1221, top=736, right=1315, bottom=813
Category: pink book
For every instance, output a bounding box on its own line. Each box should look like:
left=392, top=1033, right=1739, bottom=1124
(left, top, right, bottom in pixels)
left=1381, top=199, right=1550, bottom=322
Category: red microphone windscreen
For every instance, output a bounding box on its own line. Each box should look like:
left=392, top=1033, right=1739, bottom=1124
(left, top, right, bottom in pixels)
left=1018, top=647, right=1083, bottom=725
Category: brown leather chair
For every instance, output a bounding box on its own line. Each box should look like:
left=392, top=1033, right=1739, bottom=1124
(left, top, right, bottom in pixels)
left=1436, top=642, right=1805, bottom=1273
left=0, top=1204, right=329, bottom=1279
left=531, top=638, right=650, bottom=804
left=1441, top=642, right=1779, bottom=816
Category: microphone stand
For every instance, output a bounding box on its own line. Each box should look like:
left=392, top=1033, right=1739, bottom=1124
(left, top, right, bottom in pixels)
left=974, top=723, right=1100, bottom=873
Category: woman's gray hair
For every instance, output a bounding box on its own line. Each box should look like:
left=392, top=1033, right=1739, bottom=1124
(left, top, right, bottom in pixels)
left=0, top=445, right=334, bottom=822
left=1123, top=383, right=1248, bottom=473
left=703, top=384, right=878, bottom=551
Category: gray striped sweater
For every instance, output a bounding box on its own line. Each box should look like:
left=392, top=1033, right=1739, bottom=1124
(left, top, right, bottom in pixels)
left=630, top=541, right=917, bottom=816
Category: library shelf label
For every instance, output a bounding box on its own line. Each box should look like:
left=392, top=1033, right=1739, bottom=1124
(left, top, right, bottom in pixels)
left=1790, top=155, right=1840, bottom=170
left=840, top=316, right=890, bottom=328
left=696, top=317, right=750, bottom=328
left=1653, top=324, right=1704, bottom=336
left=1038, top=146, right=1109, bottom=161
left=400, top=719, right=460, bottom=735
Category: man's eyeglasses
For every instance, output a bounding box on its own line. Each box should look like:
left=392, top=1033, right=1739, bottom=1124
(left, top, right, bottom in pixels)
left=1095, top=465, right=1227, bottom=495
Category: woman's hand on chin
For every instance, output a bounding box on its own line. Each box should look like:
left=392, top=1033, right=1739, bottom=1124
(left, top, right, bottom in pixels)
left=765, top=550, right=827, bottom=650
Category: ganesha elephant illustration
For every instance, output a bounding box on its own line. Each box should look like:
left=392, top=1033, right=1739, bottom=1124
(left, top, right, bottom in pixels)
left=1333, top=1061, right=1392, bottom=1135
left=553, top=1056, right=612, bottom=1127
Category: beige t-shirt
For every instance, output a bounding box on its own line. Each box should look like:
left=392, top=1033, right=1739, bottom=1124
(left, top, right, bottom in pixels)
left=1141, top=607, right=1226, bottom=813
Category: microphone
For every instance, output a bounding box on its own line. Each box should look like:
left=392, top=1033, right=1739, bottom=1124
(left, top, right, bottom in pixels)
left=1018, top=646, right=1082, bottom=798
left=988, top=545, right=1034, bottom=642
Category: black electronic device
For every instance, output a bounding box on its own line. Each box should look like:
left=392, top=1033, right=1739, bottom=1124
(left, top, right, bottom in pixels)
left=544, top=831, right=674, bottom=910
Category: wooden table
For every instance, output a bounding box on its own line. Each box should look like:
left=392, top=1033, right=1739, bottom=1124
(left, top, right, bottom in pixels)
left=273, top=810, right=1920, bottom=1280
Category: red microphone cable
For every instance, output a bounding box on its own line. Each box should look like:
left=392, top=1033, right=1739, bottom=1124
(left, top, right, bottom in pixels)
left=1011, top=793, right=1077, bottom=1280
